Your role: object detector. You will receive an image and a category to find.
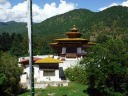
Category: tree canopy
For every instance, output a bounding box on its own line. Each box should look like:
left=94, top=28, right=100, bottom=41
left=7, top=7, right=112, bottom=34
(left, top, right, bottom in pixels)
left=80, top=39, right=128, bottom=96
left=0, top=52, right=22, bottom=96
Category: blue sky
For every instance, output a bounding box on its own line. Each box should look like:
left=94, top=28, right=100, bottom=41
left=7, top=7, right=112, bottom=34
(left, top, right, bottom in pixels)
left=0, top=0, right=128, bottom=22
left=9, top=0, right=126, bottom=11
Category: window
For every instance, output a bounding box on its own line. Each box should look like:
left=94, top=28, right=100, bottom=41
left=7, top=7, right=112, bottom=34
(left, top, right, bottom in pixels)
left=67, top=47, right=77, bottom=53
left=43, top=69, right=55, bottom=76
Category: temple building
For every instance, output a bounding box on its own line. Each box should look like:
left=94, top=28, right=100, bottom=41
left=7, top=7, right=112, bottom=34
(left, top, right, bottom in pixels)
left=19, top=55, right=68, bottom=88
left=50, top=25, right=95, bottom=58
left=19, top=26, right=95, bottom=88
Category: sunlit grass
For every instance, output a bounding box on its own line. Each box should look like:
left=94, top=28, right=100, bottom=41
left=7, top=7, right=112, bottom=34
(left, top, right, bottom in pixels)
left=19, top=82, right=88, bottom=96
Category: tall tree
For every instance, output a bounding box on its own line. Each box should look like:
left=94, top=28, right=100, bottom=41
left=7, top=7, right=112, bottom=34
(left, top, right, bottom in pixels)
left=80, top=39, right=128, bottom=96
left=10, top=34, right=25, bottom=56
left=0, top=52, right=22, bottom=96
left=0, top=32, right=12, bottom=51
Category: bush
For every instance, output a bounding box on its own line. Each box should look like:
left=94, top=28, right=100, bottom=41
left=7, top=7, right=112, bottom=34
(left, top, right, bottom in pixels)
left=81, top=39, right=128, bottom=96
left=65, top=66, right=87, bottom=84
left=0, top=52, right=22, bottom=96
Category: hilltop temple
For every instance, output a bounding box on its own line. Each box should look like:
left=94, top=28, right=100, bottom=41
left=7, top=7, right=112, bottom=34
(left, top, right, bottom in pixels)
left=19, top=26, right=95, bottom=88
left=50, top=25, right=95, bottom=58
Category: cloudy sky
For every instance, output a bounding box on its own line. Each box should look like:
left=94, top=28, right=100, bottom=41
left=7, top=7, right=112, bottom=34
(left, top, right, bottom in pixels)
left=0, top=0, right=128, bottom=22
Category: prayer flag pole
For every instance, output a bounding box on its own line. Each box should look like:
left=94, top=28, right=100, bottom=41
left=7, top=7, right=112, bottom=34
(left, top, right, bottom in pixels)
left=27, top=0, right=34, bottom=96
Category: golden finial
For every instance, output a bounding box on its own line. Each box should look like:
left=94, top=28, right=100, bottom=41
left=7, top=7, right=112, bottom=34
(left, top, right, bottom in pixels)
left=48, top=55, right=50, bottom=58
left=71, top=25, right=78, bottom=32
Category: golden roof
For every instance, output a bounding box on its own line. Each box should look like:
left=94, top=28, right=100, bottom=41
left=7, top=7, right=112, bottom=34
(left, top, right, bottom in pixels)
left=70, top=25, right=78, bottom=32
left=88, top=42, right=96, bottom=45
left=50, top=43, right=58, bottom=45
left=55, top=38, right=88, bottom=41
left=35, top=56, right=62, bottom=64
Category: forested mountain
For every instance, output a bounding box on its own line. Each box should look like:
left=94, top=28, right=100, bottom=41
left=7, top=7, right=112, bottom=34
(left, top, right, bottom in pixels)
left=0, top=6, right=128, bottom=39
left=0, top=6, right=128, bottom=96
left=0, top=6, right=128, bottom=56
left=0, top=21, right=26, bottom=34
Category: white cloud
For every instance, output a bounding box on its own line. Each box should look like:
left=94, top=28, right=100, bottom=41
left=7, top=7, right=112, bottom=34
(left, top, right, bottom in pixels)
left=99, top=3, right=118, bottom=11
left=0, top=0, right=8, bottom=4
left=99, top=0, right=128, bottom=11
left=122, top=0, right=128, bottom=6
left=0, top=0, right=11, bottom=9
left=0, top=0, right=76, bottom=22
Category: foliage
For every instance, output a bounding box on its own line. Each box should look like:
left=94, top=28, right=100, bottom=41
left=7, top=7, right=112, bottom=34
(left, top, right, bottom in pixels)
left=0, top=6, right=128, bottom=40
left=10, top=33, right=28, bottom=56
left=80, top=39, right=128, bottom=96
left=0, top=52, right=22, bottom=96
left=0, top=21, right=26, bottom=34
left=32, top=38, right=54, bottom=55
left=0, top=32, right=12, bottom=51
left=0, top=6, right=128, bottom=56
left=65, top=66, right=87, bottom=84
left=0, top=5, right=127, bottom=96
left=19, top=82, right=88, bottom=96
left=96, top=33, right=111, bottom=43
left=0, top=32, right=26, bottom=56
left=0, top=32, right=54, bottom=56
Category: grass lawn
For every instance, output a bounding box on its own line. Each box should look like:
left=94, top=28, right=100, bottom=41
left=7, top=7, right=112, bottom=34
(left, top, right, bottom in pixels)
left=19, top=82, right=88, bottom=96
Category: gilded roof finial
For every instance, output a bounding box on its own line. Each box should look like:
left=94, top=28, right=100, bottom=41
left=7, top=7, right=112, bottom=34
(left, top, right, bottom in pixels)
left=71, top=25, right=78, bottom=32
left=48, top=55, right=51, bottom=58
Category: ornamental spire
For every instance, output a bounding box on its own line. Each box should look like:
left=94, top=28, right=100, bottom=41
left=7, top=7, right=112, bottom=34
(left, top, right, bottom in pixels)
left=70, top=25, right=78, bottom=32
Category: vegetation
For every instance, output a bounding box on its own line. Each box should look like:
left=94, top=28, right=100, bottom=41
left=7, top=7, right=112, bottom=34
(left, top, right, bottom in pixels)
left=0, top=32, right=54, bottom=57
left=0, top=52, right=22, bottom=96
left=0, top=6, right=128, bottom=56
left=0, top=21, right=26, bottom=34
left=0, top=6, right=128, bottom=96
left=19, top=82, right=88, bottom=96
left=80, top=39, right=128, bottom=96
left=65, top=66, right=87, bottom=84
left=0, top=6, right=128, bottom=39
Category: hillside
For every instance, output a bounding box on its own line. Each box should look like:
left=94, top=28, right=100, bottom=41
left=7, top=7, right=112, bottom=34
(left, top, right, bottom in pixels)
left=0, top=6, right=128, bottom=40
left=0, top=21, right=26, bottom=34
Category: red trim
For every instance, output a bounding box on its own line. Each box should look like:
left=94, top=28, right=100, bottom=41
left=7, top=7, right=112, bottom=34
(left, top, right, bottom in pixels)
left=19, top=57, right=41, bottom=64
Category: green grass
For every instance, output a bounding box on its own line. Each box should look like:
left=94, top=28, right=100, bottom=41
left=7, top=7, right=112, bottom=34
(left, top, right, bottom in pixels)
left=19, top=82, right=88, bottom=96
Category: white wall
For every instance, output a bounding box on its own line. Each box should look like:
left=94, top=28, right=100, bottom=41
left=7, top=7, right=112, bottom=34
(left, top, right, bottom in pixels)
left=62, top=47, right=66, bottom=54
left=20, top=55, right=81, bottom=84
left=77, top=47, right=82, bottom=54
left=59, top=58, right=81, bottom=70
left=37, top=69, right=61, bottom=82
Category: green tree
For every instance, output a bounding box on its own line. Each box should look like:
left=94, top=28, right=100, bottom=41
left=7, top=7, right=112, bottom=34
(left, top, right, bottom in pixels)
left=10, top=33, right=24, bottom=56
left=40, top=41, right=54, bottom=55
left=0, top=32, right=12, bottom=51
left=80, top=39, right=128, bottom=96
left=65, top=66, right=87, bottom=84
left=0, top=52, right=22, bottom=96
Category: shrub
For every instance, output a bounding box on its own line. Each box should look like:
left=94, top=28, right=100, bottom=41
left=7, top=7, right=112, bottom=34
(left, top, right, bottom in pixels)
left=81, top=39, right=128, bottom=96
left=0, top=52, right=22, bottom=96
left=65, top=66, right=87, bottom=84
